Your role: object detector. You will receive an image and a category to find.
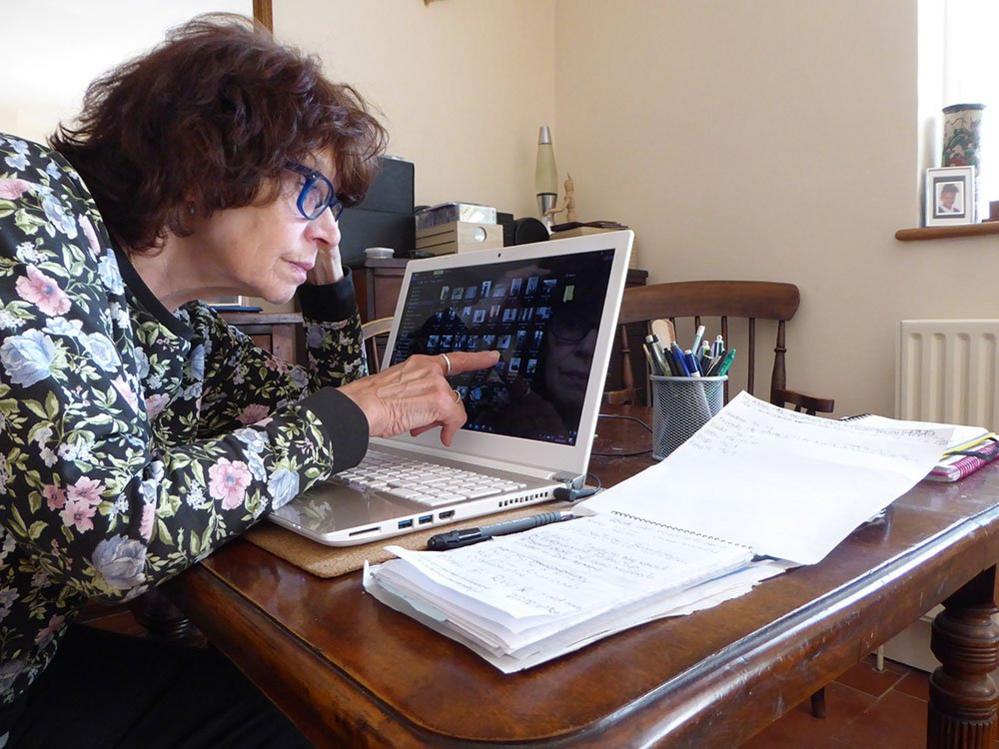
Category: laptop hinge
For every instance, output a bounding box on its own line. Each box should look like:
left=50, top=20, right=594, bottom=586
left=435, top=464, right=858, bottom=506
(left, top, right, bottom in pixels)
left=553, top=472, right=585, bottom=489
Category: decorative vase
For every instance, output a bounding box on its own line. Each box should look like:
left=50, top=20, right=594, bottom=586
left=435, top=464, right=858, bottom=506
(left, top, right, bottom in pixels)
left=942, top=103, right=984, bottom=168
left=942, top=103, right=985, bottom=219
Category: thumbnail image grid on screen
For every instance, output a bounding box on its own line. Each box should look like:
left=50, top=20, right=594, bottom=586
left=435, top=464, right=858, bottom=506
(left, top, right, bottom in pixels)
left=390, top=249, right=615, bottom=445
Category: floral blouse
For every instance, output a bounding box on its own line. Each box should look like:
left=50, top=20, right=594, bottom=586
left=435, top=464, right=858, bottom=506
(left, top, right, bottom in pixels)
left=0, top=134, right=369, bottom=713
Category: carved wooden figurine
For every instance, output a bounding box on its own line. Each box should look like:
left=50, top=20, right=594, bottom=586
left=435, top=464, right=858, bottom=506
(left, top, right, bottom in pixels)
left=544, top=173, right=577, bottom=223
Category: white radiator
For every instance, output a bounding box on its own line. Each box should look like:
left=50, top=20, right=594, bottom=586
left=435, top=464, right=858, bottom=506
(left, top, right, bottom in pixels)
left=896, top=320, right=999, bottom=430
left=888, top=319, right=999, bottom=675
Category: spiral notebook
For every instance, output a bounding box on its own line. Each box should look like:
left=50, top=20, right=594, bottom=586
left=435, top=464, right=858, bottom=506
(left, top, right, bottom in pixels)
left=843, top=414, right=997, bottom=483
left=364, top=508, right=774, bottom=672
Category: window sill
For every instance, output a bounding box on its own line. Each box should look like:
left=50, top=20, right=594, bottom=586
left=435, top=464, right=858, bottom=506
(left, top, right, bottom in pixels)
left=895, top=223, right=999, bottom=241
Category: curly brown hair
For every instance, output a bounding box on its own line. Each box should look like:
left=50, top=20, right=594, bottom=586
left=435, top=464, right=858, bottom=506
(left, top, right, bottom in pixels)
left=50, top=14, right=387, bottom=253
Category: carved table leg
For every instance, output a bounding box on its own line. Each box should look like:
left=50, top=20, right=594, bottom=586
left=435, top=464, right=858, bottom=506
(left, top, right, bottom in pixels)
left=928, top=566, right=999, bottom=748
left=130, top=586, right=206, bottom=646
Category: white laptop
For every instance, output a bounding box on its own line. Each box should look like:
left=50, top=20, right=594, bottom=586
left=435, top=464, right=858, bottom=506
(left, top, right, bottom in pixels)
left=270, top=230, right=634, bottom=545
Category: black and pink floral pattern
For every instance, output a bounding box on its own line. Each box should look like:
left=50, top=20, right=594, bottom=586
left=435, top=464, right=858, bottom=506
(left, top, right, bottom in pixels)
left=0, top=134, right=368, bottom=706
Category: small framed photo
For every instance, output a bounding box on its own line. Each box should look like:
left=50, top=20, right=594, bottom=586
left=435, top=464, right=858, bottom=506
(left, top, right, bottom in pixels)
left=925, top=166, right=975, bottom=226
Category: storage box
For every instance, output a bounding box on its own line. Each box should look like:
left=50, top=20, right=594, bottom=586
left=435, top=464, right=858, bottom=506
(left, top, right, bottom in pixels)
left=415, top=221, right=503, bottom=255
left=414, top=202, right=497, bottom=230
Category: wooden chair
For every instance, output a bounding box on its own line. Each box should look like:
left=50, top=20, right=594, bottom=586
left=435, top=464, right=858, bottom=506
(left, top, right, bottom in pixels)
left=361, top=316, right=393, bottom=374
left=606, top=280, right=834, bottom=416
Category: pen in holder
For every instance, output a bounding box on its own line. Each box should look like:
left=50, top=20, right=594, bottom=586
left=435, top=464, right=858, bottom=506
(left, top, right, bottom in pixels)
left=650, top=375, right=727, bottom=460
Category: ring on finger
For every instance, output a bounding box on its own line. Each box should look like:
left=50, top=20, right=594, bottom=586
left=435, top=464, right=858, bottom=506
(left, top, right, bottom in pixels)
left=440, top=353, right=452, bottom=376
left=452, top=389, right=462, bottom=403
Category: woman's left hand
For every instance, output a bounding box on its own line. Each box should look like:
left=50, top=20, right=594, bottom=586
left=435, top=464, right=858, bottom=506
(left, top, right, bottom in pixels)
left=306, top=244, right=344, bottom=285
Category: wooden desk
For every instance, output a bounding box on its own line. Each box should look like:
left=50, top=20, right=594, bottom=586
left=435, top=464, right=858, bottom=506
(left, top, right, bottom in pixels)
left=170, top=407, right=999, bottom=747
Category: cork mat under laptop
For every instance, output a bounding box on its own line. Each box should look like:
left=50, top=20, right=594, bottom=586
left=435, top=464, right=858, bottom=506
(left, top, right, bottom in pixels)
left=243, top=500, right=574, bottom=578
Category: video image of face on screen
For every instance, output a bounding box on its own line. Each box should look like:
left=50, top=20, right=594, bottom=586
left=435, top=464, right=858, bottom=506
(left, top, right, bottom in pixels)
left=390, top=249, right=615, bottom=446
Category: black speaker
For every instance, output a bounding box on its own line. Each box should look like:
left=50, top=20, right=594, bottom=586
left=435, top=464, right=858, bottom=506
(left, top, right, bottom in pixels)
left=510, top=217, right=549, bottom=245
left=354, top=157, right=413, bottom=213
left=340, top=156, right=415, bottom=267
left=496, top=214, right=548, bottom=246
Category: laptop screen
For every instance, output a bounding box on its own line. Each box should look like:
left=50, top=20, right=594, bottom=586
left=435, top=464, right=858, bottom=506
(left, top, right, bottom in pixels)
left=389, top=248, right=616, bottom=446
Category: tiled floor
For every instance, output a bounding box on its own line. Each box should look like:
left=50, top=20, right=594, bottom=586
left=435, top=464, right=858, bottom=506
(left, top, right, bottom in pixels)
left=740, top=655, right=999, bottom=748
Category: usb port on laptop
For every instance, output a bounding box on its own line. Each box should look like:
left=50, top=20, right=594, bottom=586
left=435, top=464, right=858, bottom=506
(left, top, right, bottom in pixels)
left=418, top=514, right=433, bottom=525
left=398, top=519, right=413, bottom=529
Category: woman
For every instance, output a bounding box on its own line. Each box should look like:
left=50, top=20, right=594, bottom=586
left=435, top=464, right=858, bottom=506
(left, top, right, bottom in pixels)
left=0, top=15, right=496, bottom=747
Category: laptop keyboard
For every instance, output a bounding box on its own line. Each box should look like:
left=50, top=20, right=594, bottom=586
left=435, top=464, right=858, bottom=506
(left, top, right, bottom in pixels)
left=334, top=450, right=529, bottom=507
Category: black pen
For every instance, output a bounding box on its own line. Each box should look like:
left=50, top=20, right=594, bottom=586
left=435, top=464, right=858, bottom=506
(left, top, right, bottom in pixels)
left=641, top=340, right=662, bottom=375
left=646, top=334, right=674, bottom=376
left=427, top=511, right=578, bottom=551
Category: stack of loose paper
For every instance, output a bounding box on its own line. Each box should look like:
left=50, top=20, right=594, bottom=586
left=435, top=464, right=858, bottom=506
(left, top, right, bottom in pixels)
left=365, top=513, right=788, bottom=672
left=848, top=415, right=995, bottom=483
left=363, top=393, right=953, bottom=672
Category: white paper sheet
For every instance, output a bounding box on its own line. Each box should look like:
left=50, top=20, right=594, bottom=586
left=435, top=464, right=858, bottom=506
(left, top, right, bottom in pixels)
left=849, top=414, right=985, bottom=450
left=580, top=392, right=952, bottom=564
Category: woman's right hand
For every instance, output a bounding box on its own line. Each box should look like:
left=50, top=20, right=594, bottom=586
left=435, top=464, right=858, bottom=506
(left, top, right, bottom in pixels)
left=338, top=351, right=499, bottom=446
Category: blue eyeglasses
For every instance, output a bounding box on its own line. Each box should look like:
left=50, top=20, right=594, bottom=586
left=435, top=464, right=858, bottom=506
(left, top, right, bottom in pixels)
left=285, top=161, right=344, bottom=221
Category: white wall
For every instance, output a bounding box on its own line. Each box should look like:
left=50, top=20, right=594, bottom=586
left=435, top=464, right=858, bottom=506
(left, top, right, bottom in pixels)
left=554, top=0, right=999, bottom=418
left=275, top=0, right=556, bottom=220
left=0, top=1, right=252, bottom=143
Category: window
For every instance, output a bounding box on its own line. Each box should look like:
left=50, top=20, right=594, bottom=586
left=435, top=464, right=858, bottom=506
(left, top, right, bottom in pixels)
left=943, top=0, right=999, bottom=204
left=0, top=1, right=253, bottom=143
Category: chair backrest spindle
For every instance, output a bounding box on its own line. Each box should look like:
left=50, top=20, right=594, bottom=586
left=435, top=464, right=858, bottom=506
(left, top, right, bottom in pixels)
left=721, top=315, right=729, bottom=401
left=619, top=325, right=635, bottom=399
left=360, top=317, right=393, bottom=375
left=773, top=320, right=788, bottom=405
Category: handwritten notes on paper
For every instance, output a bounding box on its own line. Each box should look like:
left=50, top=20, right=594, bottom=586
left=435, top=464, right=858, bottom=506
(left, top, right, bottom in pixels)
left=367, top=511, right=756, bottom=671
left=383, top=512, right=751, bottom=622
left=686, top=396, right=949, bottom=470
left=581, top=392, right=952, bottom=564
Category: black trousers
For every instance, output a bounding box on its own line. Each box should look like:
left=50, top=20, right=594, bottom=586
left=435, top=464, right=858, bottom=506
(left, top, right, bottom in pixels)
left=5, top=625, right=313, bottom=748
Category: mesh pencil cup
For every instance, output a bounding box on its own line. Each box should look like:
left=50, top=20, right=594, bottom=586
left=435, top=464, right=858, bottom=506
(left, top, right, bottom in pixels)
left=649, top=375, right=727, bottom=460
